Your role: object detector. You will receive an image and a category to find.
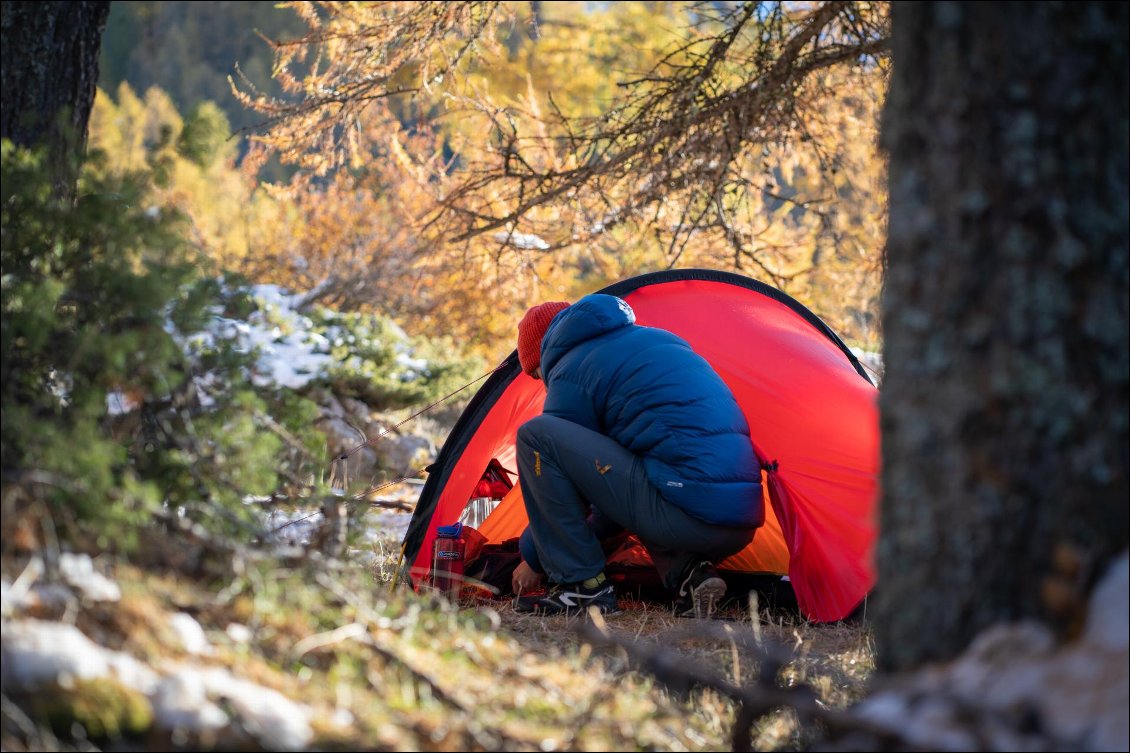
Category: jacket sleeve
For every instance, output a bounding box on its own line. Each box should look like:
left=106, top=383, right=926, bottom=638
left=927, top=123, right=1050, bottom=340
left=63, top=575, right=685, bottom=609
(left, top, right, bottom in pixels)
left=518, top=527, right=544, bottom=574
left=541, top=377, right=601, bottom=432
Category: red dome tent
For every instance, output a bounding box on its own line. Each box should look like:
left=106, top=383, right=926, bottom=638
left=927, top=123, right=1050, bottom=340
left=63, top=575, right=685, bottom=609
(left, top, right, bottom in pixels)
left=400, top=270, right=879, bottom=622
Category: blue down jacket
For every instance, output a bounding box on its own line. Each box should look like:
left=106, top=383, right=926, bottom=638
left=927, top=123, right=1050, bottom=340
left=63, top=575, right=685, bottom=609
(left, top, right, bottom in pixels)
left=538, top=294, right=762, bottom=527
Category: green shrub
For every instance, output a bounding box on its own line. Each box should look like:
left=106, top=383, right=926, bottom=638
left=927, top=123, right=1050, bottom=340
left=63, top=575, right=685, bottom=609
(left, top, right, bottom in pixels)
left=0, top=140, right=322, bottom=548
left=306, top=307, right=485, bottom=411
left=2, top=138, right=481, bottom=553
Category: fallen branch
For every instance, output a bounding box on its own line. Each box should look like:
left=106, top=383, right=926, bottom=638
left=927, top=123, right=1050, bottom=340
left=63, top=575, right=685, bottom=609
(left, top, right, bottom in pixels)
left=575, top=617, right=916, bottom=751
left=291, top=622, right=368, bottom=658
left=366, top=497, right=415, bottom=512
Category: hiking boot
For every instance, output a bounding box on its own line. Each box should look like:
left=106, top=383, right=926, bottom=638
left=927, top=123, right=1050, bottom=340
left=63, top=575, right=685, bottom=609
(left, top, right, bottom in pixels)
left=673, top=561, right=726, bottom=618
left=514, top=576, right=618, bottom=615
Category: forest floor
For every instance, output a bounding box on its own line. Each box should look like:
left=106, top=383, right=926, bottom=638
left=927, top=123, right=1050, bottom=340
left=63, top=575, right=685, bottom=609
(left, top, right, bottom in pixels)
left=1, top=516, right=875, bottom=752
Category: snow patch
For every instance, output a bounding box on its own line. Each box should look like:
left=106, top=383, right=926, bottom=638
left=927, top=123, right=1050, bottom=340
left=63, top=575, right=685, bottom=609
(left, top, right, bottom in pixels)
left=492, top=230, right=550, bottom=250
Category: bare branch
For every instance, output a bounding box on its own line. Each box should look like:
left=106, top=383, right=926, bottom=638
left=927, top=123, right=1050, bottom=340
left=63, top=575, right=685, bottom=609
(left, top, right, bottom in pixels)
left=576, top=618, right=916, bottom=749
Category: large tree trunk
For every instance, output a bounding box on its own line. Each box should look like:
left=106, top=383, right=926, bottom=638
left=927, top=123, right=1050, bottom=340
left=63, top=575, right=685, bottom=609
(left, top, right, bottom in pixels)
left=0, top=1, right=110, bottom=192
left=877, top=2, right=1129, bottom=672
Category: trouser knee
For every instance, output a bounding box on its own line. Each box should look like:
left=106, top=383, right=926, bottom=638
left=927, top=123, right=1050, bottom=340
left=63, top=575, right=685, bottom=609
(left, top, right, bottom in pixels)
left=517, top=414, right=557, bottom=450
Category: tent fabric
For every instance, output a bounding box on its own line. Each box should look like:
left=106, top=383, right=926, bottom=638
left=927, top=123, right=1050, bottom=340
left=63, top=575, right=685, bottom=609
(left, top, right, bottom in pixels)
left=401, top=269, right=879, bottom=622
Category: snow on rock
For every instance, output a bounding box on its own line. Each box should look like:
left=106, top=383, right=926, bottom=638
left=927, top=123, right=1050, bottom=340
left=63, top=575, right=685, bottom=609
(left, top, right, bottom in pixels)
left=226, top=284, right=335, bottom=390
left=58, top=552, right=121, bottom=603
left=364, top=511, right=414, bottom=544
left=2, top=555, right=119, bottom=618
left=847, top=550, right=1130, bottom=752
left=0, top=579, right=13, bottom=618
left=263, top=502, right=415, bottom=551
left=149, top=668, right=230, bottom=734
left=169, top=612, right=213, bottom=656
left=851, top=348, right=884, bottom=385
left=1082, top=549, right=1128, bottom=653
left=193, top=666, right=313, bottom=750
left=1, top=620, right=159, bottom=693
left=1, top=618, right=314, bottom=750
left=152, top=665, right=313, bottom=750
left=491, top=230, right=550, bottom=250
left=225, top=623, right=254, bottom=645
left=265, top=507, right=326, bottom=547
left=261, top=473, right=421, bottom=551
left=170, top=281, right=439, bottom=393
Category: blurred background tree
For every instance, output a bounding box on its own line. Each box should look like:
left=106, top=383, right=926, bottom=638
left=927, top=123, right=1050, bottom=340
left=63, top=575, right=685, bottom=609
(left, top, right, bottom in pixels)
left=89, top=2, right=890, bottom=357
left=99, top=1, right=307, bottom=150
left=227, top=1, right=890, bottom=354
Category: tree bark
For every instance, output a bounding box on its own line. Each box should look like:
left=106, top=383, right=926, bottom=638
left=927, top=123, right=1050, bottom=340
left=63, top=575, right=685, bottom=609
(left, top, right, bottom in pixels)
left=0, top=1, right=111, bottom=192
left=877, top=2, right=1129, bottom=671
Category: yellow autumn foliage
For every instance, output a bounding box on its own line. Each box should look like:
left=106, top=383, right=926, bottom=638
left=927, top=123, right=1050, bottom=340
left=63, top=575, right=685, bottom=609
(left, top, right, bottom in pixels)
left=90, top=3, right=889, bottom=361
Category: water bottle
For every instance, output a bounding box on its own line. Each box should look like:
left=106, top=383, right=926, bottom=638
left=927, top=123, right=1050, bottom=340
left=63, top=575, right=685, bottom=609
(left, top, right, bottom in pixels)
left=432, top=523, right=466, bottom=600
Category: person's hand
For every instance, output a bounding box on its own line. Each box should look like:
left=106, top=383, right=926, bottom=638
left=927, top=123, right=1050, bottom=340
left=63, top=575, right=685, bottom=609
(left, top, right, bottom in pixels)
left=512, top=560, right=543, bottom=594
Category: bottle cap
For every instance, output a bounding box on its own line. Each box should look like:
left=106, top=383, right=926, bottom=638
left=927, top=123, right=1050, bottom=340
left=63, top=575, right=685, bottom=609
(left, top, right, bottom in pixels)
left=437, top=522, right=464, bottom=538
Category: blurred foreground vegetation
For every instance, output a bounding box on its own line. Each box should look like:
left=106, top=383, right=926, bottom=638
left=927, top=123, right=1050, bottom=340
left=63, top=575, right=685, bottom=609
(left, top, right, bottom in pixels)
left=1, top=520, right=874, bottom=751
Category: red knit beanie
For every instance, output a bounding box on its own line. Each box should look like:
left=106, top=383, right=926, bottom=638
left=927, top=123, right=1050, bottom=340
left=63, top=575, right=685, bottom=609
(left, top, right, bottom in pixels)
left=517, top=301, right=570, bottom=376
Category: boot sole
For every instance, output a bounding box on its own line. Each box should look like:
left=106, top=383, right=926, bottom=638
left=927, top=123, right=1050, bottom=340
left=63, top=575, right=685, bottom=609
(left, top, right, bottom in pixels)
left=515, top=603, right=620, bottom=616
left=686, top=576, right=727, bottom=618
left=514, top=597, right=620, bottom=616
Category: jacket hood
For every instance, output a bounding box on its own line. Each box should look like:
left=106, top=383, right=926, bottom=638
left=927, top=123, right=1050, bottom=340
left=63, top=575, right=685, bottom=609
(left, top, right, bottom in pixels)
left=541, top=294, right=636, bottom=376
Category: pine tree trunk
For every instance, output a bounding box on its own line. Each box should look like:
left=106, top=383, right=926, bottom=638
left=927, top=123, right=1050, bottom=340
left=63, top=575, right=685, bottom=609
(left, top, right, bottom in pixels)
left=877, top=2, right=1129, bottom=672
left=0, top=1, right=110, bottom=192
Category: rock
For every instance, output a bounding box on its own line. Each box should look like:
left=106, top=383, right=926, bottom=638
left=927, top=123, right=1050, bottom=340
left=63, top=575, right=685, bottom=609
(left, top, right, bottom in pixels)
left=59, top=552, right=121, bottom=603
left=225, top=623, right=253, bottom=644
left=374, top=433, right=435, bottom=475
left=310, top=387, right=347, bottom=419
left=315, top=396, right=437, bottom=481
left=845, top=550, right=1130, bottom=752
left=2, top=619, right=314, bottom=750
left=341, top=396, right=375, bottom=423
left=1, top=619, right=158, bottom=693
left=316, top=414, right=380, bottom=480
left=169, top=612, right=213, bottom=656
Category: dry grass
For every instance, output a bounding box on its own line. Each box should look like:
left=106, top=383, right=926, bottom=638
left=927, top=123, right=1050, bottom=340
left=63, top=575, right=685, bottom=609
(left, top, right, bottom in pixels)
left=2, top=524, right=875, bottom=751
left=372, top=525, right=877, bottom=750
left=492, top=593, right=875, bottom=750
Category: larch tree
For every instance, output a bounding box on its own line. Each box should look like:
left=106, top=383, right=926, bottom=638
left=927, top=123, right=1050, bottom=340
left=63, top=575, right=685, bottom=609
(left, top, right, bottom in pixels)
left=233, top=1, right=890, bottom=349
left=877, top=1, right=1129, bottom=671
